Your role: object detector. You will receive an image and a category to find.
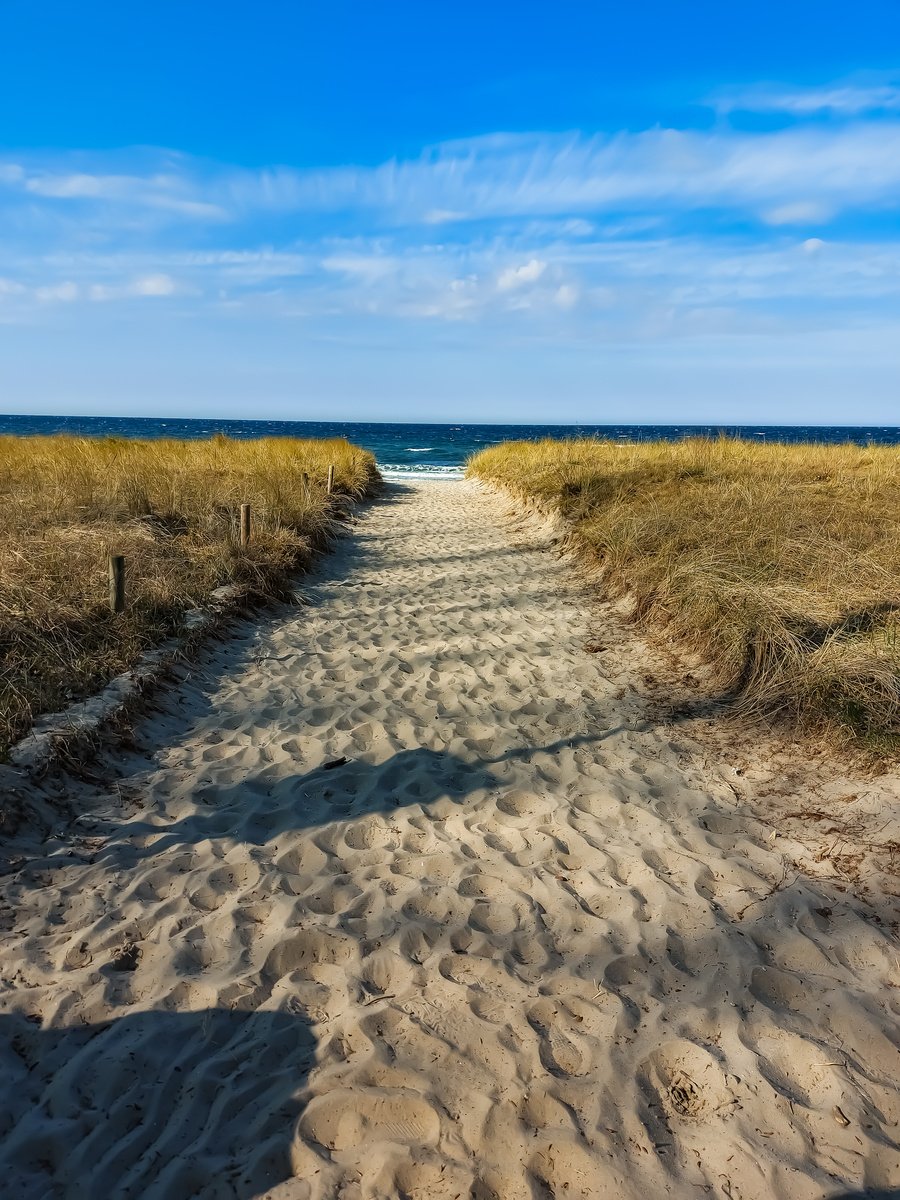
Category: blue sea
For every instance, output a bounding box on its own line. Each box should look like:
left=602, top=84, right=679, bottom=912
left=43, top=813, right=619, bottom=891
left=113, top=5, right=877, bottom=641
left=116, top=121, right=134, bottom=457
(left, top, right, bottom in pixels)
left=2, top=414, right=899, bottom=479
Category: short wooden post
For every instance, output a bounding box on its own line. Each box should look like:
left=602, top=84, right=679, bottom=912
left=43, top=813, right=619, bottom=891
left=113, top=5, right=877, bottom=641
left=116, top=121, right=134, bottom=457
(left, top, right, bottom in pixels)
left=240, top=503, right=251, bottom=548
left=326, top=465, right=335, bottom=495
left=108, top=555, right=125, bottom=614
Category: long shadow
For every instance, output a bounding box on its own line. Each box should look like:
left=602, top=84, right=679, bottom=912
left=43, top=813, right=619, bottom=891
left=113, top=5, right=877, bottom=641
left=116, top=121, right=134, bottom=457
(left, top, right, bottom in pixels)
left=3, top=719, right=596, bottom=1200
left=95, top=731, right=624, bottom=868
left=0, top=1007, right=313, bottom=1199
left=826, top=1192, right=900, bottom=1199
left=5, top=713, right=899, bottom=1197
left=4, top=878, right=898, bottom=1198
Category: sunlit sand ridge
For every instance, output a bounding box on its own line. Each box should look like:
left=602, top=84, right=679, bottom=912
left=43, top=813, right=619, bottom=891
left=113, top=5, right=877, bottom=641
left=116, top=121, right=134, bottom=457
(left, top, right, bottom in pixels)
left=1, top=480, right=898, bottom=1199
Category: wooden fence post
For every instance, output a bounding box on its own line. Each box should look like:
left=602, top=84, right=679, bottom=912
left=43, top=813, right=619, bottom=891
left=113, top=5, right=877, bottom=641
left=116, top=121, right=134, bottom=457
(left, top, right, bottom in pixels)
left=108, top=555, right=125, bottom=614
left=240, top=503, right=251, bottom=548
left=327, top=465, right=335, bottom=495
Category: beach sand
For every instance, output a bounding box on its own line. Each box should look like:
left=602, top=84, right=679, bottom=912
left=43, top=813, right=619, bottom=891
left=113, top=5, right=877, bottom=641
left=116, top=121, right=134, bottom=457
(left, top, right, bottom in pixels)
left=1, top=479, right=898, bottom=1199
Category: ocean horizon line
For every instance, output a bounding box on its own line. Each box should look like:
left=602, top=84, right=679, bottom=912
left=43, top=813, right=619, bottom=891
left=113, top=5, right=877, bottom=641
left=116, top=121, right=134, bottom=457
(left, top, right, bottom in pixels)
left=3, top=412, right=900, bottom=431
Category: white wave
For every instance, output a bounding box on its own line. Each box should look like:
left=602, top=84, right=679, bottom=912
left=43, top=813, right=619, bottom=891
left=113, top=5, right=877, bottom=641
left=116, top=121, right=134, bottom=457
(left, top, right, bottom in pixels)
left=378, top=462, right=464, bottom=480
left=405, top=446, right=433, bottom=452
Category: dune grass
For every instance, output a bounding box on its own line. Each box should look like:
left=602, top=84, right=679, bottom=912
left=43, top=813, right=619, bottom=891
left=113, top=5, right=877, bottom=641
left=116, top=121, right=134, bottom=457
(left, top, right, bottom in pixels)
left=468, top=437, right=900, bottom=752
left=0, top=434, right=379, bottom=758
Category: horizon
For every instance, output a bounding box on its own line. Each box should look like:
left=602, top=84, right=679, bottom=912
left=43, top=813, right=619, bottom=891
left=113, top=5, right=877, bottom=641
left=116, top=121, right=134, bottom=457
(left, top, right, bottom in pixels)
left=3, top=2, right=900, bottom=423
left=4, top=412, right=900, bottom=431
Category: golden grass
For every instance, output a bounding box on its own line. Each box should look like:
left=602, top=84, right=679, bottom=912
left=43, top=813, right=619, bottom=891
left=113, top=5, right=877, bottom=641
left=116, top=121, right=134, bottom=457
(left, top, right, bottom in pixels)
left=468, top=437, right=900, bottom=751
left=0, top=434, right=379, bottom=757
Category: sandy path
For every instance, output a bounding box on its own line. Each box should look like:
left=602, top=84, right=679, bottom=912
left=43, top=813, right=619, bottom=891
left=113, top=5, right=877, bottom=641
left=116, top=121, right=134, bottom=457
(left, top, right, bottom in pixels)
left=1, top=480, right=898, bottom=1200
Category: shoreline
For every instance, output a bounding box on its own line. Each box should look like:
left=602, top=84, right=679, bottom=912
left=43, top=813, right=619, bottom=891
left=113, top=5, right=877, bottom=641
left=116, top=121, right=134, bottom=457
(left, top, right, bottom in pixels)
left=376, top=467, right=466, bottom=480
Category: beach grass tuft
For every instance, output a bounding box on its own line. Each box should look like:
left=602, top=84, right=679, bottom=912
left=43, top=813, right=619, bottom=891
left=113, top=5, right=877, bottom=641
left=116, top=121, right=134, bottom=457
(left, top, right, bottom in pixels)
left=468, top=437, right=900, bottom=752
left=0, top=434, right=379, bottom=758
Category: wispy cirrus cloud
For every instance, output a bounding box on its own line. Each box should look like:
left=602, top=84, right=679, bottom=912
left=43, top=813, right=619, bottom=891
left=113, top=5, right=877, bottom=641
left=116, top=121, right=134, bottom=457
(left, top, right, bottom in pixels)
left=4, top=112, right=900, bottom=239
left=0, top=152, right=227, bottom=226
left=711, top=74, right=900, bottom=117
left=210, top=123, right=900, bottom=227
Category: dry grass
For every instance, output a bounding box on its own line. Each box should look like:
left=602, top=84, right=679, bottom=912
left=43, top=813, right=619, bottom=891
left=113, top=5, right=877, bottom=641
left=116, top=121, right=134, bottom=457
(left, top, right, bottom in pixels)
left=468, top=437, right=900, bottom=752
left=0, top=434, right=379, bottom=758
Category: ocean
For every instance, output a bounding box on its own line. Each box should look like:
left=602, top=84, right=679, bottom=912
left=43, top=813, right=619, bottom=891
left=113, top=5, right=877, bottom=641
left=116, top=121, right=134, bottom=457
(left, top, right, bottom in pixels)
left=2, top=415, right=899, bottom=479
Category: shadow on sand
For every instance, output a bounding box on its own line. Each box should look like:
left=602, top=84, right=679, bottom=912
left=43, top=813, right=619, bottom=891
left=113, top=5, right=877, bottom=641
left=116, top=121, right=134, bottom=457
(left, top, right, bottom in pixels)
left=1, top=732, right=625, bottom=1198
left=826, top=1192, right=900, bottom=1199
left=95, top=732, right=625, bottom=868
left=0, top=1007, right=314, bottom=1198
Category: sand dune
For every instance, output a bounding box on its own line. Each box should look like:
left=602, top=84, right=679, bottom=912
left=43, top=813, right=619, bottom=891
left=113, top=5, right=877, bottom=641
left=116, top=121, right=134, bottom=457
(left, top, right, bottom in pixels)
left=1, top=480, right=898, bottom=1199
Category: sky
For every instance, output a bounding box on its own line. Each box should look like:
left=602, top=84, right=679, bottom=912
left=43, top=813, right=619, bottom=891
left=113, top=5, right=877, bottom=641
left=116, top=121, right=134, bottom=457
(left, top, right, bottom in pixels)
left=2, top=1, right=900, bottom=424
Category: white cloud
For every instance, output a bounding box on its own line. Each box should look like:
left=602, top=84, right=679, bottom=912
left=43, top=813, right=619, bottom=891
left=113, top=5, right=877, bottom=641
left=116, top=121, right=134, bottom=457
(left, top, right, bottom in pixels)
left=713, top=77, right=900, bottom=117
left=3, top=158, right=227, bottom=228
left=3, top=97, right=900, bottom=416
left=131, top=273, right=177, bottom=296
left=762, top=201, right=832, bottom=226
left=26, top=172, right=121, bottom=199
left=6, top=230, right=900, bottom=330
left=553, top=283, right=579, bottom=309
left=497, top=258, right=547, bottom=290
left=224, top=123, right=900, bottom=225
left=321, top=254, right=400, bottom=281
left=422, top=209, right=467, bottom=225
left=196, top=123, right=900, bottom=232
left=5, top=117, right=900, bottom=241
left=27, top=273, right=180, bottom=304
left=35, top=281, right=79, bottom=303
left=185, top=249, right=310, bottom=283
left=2, top=113, right=900, bottom=345
left=91, top=275, right=178, bottom=301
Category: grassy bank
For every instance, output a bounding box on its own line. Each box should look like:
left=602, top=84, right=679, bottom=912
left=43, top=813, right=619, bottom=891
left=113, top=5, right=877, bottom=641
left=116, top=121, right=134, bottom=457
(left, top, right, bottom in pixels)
left=0, top=434, right=379, bottom=758
left=468, top=437, right=900, bottom=751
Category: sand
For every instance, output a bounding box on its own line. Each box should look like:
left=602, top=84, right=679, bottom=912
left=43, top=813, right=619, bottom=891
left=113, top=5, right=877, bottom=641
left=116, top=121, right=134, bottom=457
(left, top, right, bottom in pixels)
left=1, top=479, right=898, bottom=1200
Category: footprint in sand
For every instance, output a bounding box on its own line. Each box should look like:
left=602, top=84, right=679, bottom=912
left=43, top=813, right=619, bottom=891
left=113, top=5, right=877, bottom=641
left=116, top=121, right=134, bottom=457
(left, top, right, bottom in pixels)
left=636, top=1038, right=733, bottom=1136
left=527, top=998, right=589, bottom=1077
left=298, top=1088, right=441, bottom=1151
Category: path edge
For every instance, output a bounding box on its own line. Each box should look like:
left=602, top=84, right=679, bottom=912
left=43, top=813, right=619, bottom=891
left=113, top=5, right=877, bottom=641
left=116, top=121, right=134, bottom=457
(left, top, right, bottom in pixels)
left=1, top=495, right=375, bottom=833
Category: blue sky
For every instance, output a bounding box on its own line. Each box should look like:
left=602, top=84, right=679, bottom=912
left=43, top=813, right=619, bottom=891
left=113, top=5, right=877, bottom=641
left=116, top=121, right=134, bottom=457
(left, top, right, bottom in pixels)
left=2, top=1, right=900, bottom=423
